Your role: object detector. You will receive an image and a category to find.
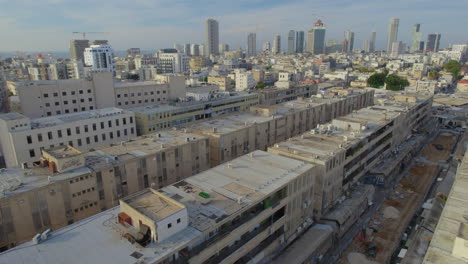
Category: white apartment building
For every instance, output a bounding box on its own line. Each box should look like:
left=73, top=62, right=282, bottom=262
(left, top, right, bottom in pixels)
left=158, top=52, right=190, bottom=73
left=0, top=108, right=136, bottom=168
left=235, top=69, right=256, bottom=91
left=84, top=45, right=115, bottom=72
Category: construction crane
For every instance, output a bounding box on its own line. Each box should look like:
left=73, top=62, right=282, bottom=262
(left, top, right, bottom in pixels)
left=32, top=53, right=52, bottom=80
left=72, top=32, right=111, bottom=40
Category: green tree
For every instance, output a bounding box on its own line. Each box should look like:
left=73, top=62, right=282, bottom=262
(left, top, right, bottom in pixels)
left=443, top=60, right=462, bottom=79
left=385, top=74, right=409, bottom=91
left=256, top=82, right=266, bottom=89
left=367, top=73, right=386, bottom=88
left=428, top=71, right=439, bottom=80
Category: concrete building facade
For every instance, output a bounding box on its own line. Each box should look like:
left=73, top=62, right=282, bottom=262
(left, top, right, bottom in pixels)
left=0, top=108, right=136, bottom=168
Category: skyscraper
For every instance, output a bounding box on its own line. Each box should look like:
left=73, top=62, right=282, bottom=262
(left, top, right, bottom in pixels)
left=219, top=44, right=229, bottom=54
left=363, top=40, right=370, bottom=53
left=288, top=30, right=296, bottom=54
left=247, top=33, right=257, bottom=57
left=344, top=30, right=355, bottom=53
left=369, top=31, right=376, bottom=52
left=273, top=34, right=281, bottom=54
left=425, top=33, right=442, bottom=52
left=263, top=42, right=271, bottom=53
left=410, top=24, right=423, bottom=53
left=296, top=31, right=305, bottom=53
left=184, top=44, right=191, bottom=56
left=190, top=44, right=200, bottom=56
left=386, top=17, right=400, bottom=54
left=205, top=18, right=219, bottom=57
left=69, top=39, right=90, bottom=62
left=306, top=20, right=326, bottom=54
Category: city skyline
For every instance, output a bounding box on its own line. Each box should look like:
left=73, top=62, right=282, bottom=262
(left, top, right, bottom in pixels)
left=0, top=0, right=467, bottom=52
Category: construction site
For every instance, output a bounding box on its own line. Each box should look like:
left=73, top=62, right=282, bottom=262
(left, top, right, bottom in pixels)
left=339, top=131, right=461, bottom=264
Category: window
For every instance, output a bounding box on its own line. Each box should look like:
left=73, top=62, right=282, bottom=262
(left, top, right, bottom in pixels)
left=167, top=223, right=172, bottom=228
left=90, top=106, right=94, bottom=110
left=45, top=103, right=50, bottom=107
left=88, top=98, right=92, bottom=102
left=92, top=123, right=97, bottom=131
left=116, top=119, right=120, bottom=126
left=117, top=94, right=121, bottom=98
left=131, top=128, right=134, bottom=134
left=124, top=129, right=127, bottom=136
left=177, top=218, right=181, bottom=224
left=74, top=108, right=78, bottom=112
left=99, top=190, right=105, bottom=200
left=80, top=99, right=84, bottom=103
left=67, top=128, right=71, bottom=136
left=53, top=92, right=58, bottom=97
left=84, top=125, right=89, bottom=133
left=86, top=137, right=90, bottom=144
left=29, top=149, right=35, bottom=157
left=27, top=135, right=32, bottom=144
left=43, top=93, right=49, bottom=98
left=123, top=118, right=127, bottom=125
left=37, top=133, right=43, bottom=142
left=65, top=110, right=69, bottom=113
left=117, top=130, right=121, bottom=137
left=130, top=117, right=133, bottom=124
left=102, top=133, right=106, bottom=141
left=81, top=107, right=85, bottom=111
left=100, top=122, right=104, bottom=129
left=87, top=89, right=91, bottom=93
left=47, top=132, right=53, bottom=140
left=47, top=112, right=52, bottom=116
left=109, top=132, right=114, bottom=139
left=56, top=110, right=61, bottom=115
left=77, top=139, right=82, bottom=146
left=71, top=91, right=75, bottom=95
left=57, top=130, right=62, bottom=138
left=72, top=99, right=77, bottom=104
left=94, top=135, right=98, bottom=142
left=76, top=127, right=80, bottom=134
left=108, top=120, right=112, bottom=127
left=64, top=101, right=68, bottom=105
left=68, top=141, right=73, bottom=147
left=62, top=92, right=67, bottom=96
left=55, top=102, right=60, bottom=106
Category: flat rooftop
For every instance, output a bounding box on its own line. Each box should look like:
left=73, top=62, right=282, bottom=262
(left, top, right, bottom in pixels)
left=44, top=145, right=82, bottom=159
left=0, top=130, right=207, bottom=198
left=423, top=148, right=468, bottom=263
left=188, top=112, right=274, bottom=135
left=30, top=107, right=129, bottom=129
left=123, top=189, right=184, bottom=222
left=0, top=112, right=27, bottom=121
left=0, top=151, right=314, bottom=264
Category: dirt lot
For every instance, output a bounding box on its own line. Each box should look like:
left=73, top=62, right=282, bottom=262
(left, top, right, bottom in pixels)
left=339, top=133, right=458, bottom=264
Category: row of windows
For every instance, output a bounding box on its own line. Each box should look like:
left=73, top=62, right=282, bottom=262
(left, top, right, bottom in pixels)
left=28, top=129, right=135, bottom=158
left=43, top=90, right=92, bottom=98
left=26, top=117, right=134, bottom=143
left=72, top=187, right=96, bottom=197
left=167, top=218, right=182, bottom=229
left=117, top=98, right=165, bottom=106
left=44, top=98, right=93, bottom=107
left=46, top=106, right=94, bottom=116
left=116, top=90, right=166, bottom=98
left=74, top=201, right=98, bottom=213
left=70, top=174, right=93, bottom=184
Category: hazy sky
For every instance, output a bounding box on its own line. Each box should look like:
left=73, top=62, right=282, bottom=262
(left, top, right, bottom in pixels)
left=0, top=0, right=467, bottom=52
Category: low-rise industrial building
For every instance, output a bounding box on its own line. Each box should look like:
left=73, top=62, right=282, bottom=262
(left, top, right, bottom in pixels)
left=131, top=91, right=259, bottom=135
left=0, top=151, right=318, bottom=264
left=0, top=130, right=209, bottom=250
